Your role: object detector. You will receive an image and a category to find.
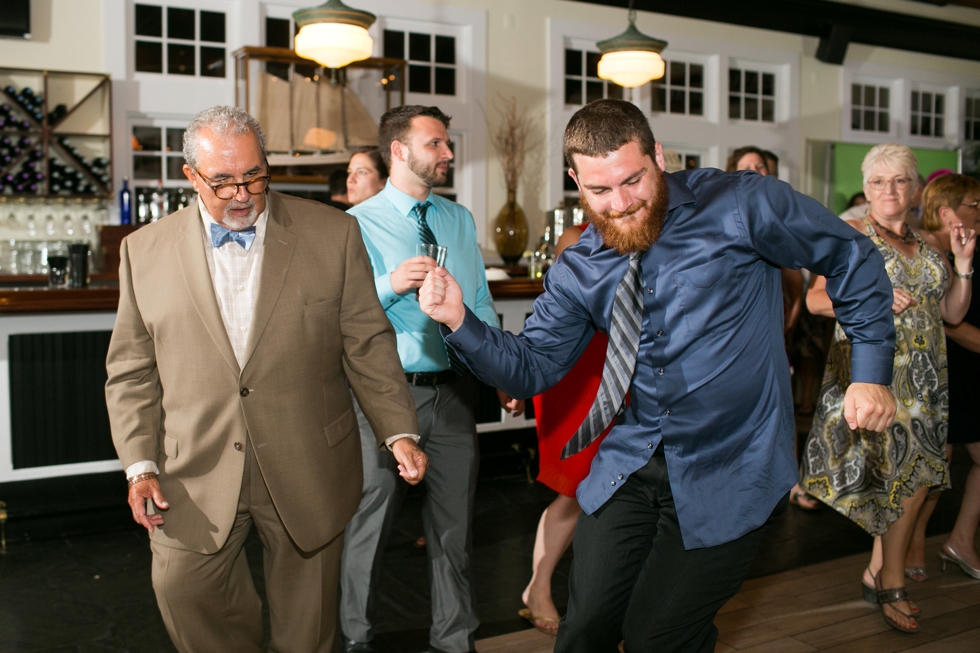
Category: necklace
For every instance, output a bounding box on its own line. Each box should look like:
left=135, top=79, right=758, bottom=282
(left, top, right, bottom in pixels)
left=870, top=215, right=916, bottom=246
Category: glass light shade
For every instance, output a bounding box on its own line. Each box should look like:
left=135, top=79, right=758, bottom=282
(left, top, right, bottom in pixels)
left=294, top=22, right=374, bottom=69
left=597, top=50, right=665, bottom=88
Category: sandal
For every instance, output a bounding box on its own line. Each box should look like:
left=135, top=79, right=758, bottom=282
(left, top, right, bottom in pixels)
left=518, top=608, right=559, bottom=636
left=904, top=566, right=927, bottom=582
left=789, top=489, right=820, bottom=511
left=875, top=572, right=919, bottom=634
left=863, top=568, right=920, bottom=614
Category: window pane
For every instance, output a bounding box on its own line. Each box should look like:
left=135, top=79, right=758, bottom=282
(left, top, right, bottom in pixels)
left=935, top=94, right=945, bottom=115
left=408, top=65, right=431, bottom=93
left=652, top=86, right=666, bottom=112
left=606, top=83, right=623, bottom=100
left=133, top=126, right=162, bottom=151
left=911, top=91, right=919, bottom=112
left=135, top=41, right=163, bottom=73
left=762, top=73, right=775, bottom=97
left=266, top=17, right=290, bottom=49
left=408, top=33, right=430, bottom=62
left=967, top=98, right=974, bottom=118
left=922, top=92, right=933, bottom=113
left=685, top=154, right=700, bottom=169
left=565, top=49, right=582, bottom=77
left=135, top=4, right=162, bottom=37
left=864, top=109, right=875, bottom=131
left=435, top=35, right=455, bottom=65
left=166, top=156, right=185, bottom=181
left=975, top=98, right=980, bottom=118
left=295, top=63, right=316, bottom=79
left=670, top=61, right=686, bottom=87
left=864, top=86, right=876, bottom=107
left=910, top=115, right=919, bottom=135
left=434, top=67, right=455, bottom=96
left=586, top=80, right=603, bottom=104
left=745, top=71, right=759, bottom=95
left=689, top=64, right=703, bottom=89
left=877, top=87, right=889, bottom=110
left=689, top=91, right=703, bottom=116
left=384, top=30, right=405, bottom=59
left=168, top=43, right=195, bottom=75
left=586, top=52, right=601, bottom=78
left=200, top=46, right=226, bottom=78
left=851, top=108, right=861, bottom=130
left=167, top=7, right=195, bottom=40
left=729, top=94, right=741, bottom=119
left=729, top=68, right=741, bottom=93
left=200, top=11, right=225, bottom=43
left=565, top=78, right=582, bottom=105
left=133, top=154, right=162, bottom=179
left=762, top=98, right=775, bottom=122
left=745, top=96, right=758, bottom=120
left=921, top=115, right=932, bottom=136
left=974, top=122, right=980, bottom=140
left=670, top=89, right=685, bottom=114
left=851, top=84, right=861, bottom=107
left=878, top=111, right=889, bottom=132
left=166, top=128, right=184, bottom=153
left=934, top=117, right=944, bottom=135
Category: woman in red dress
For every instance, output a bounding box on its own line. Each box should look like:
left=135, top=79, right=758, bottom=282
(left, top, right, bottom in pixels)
left=520, top=224, right=615, bottom=635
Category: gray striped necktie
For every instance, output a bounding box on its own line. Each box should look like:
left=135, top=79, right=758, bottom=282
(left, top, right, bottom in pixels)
left=562, top=252, right=643, bottom=459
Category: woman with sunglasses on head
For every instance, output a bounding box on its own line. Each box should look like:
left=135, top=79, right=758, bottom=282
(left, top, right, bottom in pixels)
left=800, top=144, right=975, bottom=634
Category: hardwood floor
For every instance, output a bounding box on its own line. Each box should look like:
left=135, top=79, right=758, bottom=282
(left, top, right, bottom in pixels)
left=474, top=535, right=980, bottom=653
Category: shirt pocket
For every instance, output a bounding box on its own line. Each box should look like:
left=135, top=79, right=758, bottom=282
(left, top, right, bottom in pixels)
left=675, top=255, right=737, bottom=338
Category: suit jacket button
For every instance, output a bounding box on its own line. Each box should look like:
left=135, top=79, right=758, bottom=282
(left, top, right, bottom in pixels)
left=240, top=388, right=249, bottom=397
left=234, top=442, right=243, bottom=451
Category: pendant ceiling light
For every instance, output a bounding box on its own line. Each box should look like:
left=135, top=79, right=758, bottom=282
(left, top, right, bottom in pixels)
left=597, top=2, right=668, bottom=89
left=293, top=0, right=376, bottom=69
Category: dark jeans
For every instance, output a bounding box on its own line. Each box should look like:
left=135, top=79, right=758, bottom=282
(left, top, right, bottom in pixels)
left=554, top=447, right=787, bottom=653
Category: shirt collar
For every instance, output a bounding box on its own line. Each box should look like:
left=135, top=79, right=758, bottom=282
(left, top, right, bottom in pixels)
left=381, top=178, right=436, bottom=219
left=665, top=171, right=697, bottom=211
left=198, top=196, right=269, bottom=242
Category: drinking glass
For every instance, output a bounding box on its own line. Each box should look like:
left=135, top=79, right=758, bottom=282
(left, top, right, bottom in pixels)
left=416, top=243, right=447, bottom=267
left=47, top=255, right=69, bottom=288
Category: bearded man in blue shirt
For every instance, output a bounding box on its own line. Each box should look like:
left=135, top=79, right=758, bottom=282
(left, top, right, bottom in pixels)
left=338, top=105, right=523, bottom=653
left=419, top=99, right=897, bottom=653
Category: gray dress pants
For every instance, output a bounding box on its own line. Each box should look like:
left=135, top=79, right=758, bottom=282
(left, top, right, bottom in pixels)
left=340, top=376, right=480, bottom=653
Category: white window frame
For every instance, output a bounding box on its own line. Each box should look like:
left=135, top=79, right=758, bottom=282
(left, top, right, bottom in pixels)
left=908, top=83, right=958, bottom=147
left=647, top=52, right=711, bottom=120
left=966, top=90, right=980, bottom=143
left=126, top=116, right=196, bottom=187
left=130, top=1, right=230, bottom=81
left=726, top=58, right=787, bottom=125
left=561, top=38, right=628, bottom=108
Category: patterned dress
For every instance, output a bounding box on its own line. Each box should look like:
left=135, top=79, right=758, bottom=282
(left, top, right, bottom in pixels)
left=801, top=218, right=950, bottom=536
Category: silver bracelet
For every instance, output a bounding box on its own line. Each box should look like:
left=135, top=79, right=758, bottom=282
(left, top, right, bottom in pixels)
left=954, top=268, right=974, bottom=279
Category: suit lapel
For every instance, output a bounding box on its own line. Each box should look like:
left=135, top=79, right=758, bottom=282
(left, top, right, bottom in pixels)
left=243, top=192, right=296, bottom=367
left=174, top=206, right=241, bottom=376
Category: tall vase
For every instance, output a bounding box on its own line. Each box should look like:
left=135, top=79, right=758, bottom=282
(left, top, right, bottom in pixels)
left=493, top=190, right=529, bottom=265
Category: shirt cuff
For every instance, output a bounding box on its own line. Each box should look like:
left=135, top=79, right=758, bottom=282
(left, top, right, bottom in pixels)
left=442, top=307, right=484, bottom=354
left=376, top=273, right=400, bottom=307
left=384, top=433, right=421, bottom=450
left=850, top=343, right=894, bottom=385
left=125, top=460, right=159, bottom=479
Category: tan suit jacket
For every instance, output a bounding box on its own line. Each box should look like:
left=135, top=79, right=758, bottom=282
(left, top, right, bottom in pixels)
left=106, top=190, right=418, bottom=554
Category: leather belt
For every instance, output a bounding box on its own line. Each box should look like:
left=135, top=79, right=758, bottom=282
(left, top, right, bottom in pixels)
left=405, top=370, right=457, bottom=386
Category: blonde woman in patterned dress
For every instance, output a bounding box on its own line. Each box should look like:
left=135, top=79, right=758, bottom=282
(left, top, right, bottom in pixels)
left=801, top=143, right=975, bottom=634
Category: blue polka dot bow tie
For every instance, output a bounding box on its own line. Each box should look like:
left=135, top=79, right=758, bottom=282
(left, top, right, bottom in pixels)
left=209, top=223, right=257, bottom=251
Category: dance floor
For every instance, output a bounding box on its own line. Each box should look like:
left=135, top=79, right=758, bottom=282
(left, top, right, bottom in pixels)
left=474, top=535, right=980, bottom=653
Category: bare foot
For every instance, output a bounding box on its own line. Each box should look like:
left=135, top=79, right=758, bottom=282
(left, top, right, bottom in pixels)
left=881, top=600, right=918, bottom=632
left=521, top=586, right=560, bottom=635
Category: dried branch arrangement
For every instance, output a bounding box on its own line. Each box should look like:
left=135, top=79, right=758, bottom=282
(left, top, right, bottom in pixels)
left=487, top=94, right=534, bottom=193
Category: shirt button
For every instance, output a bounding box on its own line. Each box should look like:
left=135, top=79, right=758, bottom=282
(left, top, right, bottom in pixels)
left=664, top=409, right=671, bottom=416
left=234, top=442, right=242, bottom=451
left=240, top=388, right=249, bottom=397
left=618, top=474, right=624, bottom=480
left=657, top=329, right=665, bottom=337
left=611, top=481, right=616, bottom=486
left=646, top=289, right=653, bottom=294
left=647, top=443, right=653, bottom=449
left=658, top=368, right=665, bottom=375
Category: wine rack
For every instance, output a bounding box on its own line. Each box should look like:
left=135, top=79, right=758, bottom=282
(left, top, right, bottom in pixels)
left=0, top=67, right=112, bottom=199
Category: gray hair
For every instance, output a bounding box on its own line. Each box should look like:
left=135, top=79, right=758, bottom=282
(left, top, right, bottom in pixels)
left=182, top=105, right=268, bottom=169
left=861, top=142, right=919, bottom=188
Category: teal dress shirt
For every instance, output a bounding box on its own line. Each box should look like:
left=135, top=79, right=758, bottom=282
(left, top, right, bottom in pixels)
left=349, top=180, right=498, bottom=373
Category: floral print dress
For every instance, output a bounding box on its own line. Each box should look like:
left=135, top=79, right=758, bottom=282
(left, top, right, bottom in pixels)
left=801, top=218, right=950, bottom=535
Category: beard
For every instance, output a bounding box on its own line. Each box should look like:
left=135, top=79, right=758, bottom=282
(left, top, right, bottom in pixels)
left=407, top=148, right=449, bottom=188
left=219, top=199, right=259, bottom=231
left=582, top=168, right=670, bottom=255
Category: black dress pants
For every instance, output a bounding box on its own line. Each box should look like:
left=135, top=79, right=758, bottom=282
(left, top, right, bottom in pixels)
left=554, top=447, right=787, bottom=653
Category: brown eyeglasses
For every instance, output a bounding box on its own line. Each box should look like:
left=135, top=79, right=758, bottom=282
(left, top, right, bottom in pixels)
left=194, top=167, right=271, bottom=200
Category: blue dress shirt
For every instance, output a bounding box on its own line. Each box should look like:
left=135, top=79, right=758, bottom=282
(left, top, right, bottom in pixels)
left=349, top=180, right=498, bottom=372
left=445, top=169, right=895, bottom=549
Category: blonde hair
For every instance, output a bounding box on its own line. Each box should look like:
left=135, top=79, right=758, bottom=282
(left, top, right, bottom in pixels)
left=921, top=173, right=980, bottom=232
left=861, top=143, right=918, bottom=188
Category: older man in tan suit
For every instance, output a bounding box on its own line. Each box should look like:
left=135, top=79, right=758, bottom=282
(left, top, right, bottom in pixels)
left=105, top=105, right=426, bottom=653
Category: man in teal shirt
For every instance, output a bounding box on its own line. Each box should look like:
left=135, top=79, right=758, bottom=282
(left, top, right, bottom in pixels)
left=339, top=105, right=522, bottom=653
